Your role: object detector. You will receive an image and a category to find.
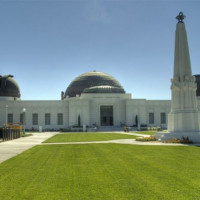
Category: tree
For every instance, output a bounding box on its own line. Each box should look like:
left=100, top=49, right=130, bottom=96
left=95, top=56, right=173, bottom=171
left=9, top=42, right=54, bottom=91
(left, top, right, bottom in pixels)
left=135, top=115, right=138, bottom=127
left=78, top=115, right=81, bottom=127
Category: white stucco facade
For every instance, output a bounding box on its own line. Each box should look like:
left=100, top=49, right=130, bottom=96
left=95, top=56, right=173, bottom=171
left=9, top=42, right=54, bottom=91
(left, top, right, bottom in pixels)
left=0, top=92, right=174, bottom=131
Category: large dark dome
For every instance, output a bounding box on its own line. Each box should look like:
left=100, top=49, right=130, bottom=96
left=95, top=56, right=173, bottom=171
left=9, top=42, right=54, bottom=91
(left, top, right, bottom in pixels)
left=194, top=74, right=200, bottom=96
left=64, top=71, right=125, bottom=98
left=0, top=75, right=21, bottom=98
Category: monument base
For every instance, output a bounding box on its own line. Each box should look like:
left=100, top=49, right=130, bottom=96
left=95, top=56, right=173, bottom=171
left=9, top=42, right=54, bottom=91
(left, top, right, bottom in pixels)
left=155, top=131, right=200, bottom=143
left=168, top=110, right=200, bottom=133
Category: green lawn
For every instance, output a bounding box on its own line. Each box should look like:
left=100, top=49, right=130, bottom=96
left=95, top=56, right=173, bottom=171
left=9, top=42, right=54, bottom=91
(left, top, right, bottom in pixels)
left=43, top=133, right=137, bottom=143
left=0, top=144, right=200, bottom=200
left=132, top=131, right=157, bottom=135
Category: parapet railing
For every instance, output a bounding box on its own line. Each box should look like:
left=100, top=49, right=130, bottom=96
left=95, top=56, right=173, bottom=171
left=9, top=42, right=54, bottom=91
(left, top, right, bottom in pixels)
left=0, top=127, right=21, bottom=142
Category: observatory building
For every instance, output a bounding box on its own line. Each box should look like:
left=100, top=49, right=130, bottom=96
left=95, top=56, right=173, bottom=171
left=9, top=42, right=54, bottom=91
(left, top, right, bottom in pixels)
left=0, top=71, right=200, bottom=131
left=0, top=71, right=173, bottom=131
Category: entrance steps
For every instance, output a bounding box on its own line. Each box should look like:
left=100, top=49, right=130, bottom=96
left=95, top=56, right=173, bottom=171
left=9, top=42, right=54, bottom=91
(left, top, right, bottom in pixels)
left=96, top=126, right=137, bottom=132
left=97, top=126, right=124, bottom=132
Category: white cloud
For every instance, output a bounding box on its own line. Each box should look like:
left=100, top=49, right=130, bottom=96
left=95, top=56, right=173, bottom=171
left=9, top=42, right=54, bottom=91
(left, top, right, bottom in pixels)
left=83, top=0, right=111, bottom=24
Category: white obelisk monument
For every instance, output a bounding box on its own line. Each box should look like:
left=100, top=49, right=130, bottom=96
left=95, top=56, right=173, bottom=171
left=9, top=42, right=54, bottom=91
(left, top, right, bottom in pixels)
left=163, top=12, right=200, bottom=143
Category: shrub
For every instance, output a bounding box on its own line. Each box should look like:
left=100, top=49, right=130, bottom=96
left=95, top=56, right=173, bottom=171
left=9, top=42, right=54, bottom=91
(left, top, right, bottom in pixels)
left=59, top=128, right=72, bottom=132
left=136, top=136, right=157, bottom=142
left=22, top=134, right=33, bottom=137
left=124, top=126, right=129, bottom=132
left=140, top=124, right=147, bottom=127
left=147, top=127, right=161, bottom=131
left=164, top=136, right=193, bottom=144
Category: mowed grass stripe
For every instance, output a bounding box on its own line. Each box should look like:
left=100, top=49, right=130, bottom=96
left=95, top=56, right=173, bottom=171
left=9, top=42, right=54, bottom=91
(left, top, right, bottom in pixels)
left=43, top=133, right=137, bottom=143
left=0, top=144, right=200, bottom=200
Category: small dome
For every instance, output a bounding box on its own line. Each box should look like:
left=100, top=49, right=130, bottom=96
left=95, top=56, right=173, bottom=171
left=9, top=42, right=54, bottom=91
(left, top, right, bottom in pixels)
left=0, top=75, right=21, bottom=98
left=83, top=85, right=125, bottom=94
left=194, top=74, right=200, bottom=96
left=64, top=71, right=125, bottom=98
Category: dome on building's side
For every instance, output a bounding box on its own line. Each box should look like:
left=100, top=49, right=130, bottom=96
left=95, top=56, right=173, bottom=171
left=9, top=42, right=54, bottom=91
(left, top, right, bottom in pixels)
left=194, top=74, right=200, bottom=96
left=0, top=75, right=21, bottom=98
left=64, top=71, right=125, bottom=98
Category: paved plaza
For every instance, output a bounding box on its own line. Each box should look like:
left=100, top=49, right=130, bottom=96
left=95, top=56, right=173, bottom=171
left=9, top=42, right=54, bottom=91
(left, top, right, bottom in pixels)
left=0, top=133, right=56, bottom=164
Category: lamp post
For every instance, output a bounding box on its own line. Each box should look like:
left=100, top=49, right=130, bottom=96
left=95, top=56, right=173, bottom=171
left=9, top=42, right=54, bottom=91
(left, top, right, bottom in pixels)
left=5, top=105, right=8, bottom=126
left=22, top=108, right=26, bottom=136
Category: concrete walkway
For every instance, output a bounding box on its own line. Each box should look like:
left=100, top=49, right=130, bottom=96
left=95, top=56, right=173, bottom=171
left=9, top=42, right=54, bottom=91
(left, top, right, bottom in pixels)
left=58, top=131, right=150, bottom=137
left=41, top=138, right=200, bottom=146
left=0, top=132, right=56, bottom=164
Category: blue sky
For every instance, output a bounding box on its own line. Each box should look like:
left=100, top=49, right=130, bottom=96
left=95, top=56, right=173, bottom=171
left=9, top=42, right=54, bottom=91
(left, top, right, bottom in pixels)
left=0, top=0, right=200, bottom=100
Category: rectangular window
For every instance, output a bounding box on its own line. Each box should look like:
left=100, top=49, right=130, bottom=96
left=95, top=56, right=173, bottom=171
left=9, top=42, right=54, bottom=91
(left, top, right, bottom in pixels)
left=32, top=113, right=38, bottom=125
left=161, top=112, right=166, bottom=124
left=0, top=79, right=1, bottom=88
left=149, top=113, right=154, bottom=124
left=20, top=113, right=23, bottom=124
left=45, top=113, right=51, bottom=125
left=57, top=113, right=63, bottom=125
left=8, top=113, right=13, bottom=123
